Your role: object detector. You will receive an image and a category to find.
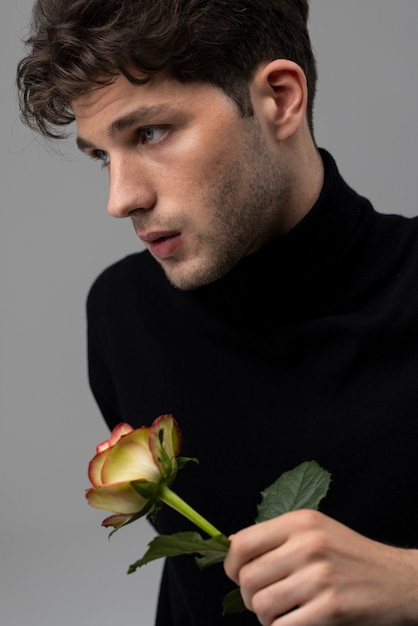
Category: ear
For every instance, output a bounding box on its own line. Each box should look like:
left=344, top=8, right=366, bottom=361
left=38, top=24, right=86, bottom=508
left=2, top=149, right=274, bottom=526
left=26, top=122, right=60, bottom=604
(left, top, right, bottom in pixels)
left=249, top=59, right=308, bottom=142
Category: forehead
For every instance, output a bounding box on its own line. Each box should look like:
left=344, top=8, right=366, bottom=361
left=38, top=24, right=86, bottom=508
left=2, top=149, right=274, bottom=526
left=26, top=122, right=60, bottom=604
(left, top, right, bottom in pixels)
left=72, top=73, right=236, bottom=123
left=72, top=74, right=169, bottom=118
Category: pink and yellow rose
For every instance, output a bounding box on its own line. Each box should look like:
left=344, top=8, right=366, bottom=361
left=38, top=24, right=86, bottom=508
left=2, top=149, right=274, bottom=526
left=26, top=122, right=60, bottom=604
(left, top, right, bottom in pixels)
left=86, top=414, right=183, bottom=527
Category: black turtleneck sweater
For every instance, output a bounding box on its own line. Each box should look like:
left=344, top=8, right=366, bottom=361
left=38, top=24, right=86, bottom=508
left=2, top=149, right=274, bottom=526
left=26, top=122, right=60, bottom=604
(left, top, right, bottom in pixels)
left=87, top=150, right=418, bottom=625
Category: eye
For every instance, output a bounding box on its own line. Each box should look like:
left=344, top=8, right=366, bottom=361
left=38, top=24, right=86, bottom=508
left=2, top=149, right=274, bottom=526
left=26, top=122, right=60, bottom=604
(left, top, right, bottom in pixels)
left=138, top=126, right=169, bottom=144
left=92, top=149, right=110, bottom=168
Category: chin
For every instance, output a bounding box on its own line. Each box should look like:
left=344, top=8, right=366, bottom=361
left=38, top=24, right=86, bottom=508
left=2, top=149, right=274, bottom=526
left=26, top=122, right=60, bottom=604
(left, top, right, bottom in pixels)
left=162, top=251, right=236, bottom=290
left=164, top=264, right=218, bottom=291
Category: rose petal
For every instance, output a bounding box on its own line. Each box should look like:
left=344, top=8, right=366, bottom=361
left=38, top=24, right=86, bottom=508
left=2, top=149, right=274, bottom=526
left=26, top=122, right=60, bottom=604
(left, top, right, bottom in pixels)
left=102, top=427, right=161, bottom=484
left=86, top=481, right=147, bottom=514
left=108, top=422, right=134, bottom=446
left=88, top=447, right=111, bottom=487
left=101, top=513, right=132, bottom=528
left=96, top=422, right=134, bottom=454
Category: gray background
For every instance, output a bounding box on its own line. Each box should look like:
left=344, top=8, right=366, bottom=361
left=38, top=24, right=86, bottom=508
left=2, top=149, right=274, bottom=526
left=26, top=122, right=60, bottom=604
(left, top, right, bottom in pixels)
left=2, top=2, right=418, bottom=625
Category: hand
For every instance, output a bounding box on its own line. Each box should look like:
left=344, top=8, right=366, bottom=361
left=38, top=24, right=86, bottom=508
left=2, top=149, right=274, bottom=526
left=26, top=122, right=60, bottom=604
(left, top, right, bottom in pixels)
left=224, top=509, right=418, bottom=625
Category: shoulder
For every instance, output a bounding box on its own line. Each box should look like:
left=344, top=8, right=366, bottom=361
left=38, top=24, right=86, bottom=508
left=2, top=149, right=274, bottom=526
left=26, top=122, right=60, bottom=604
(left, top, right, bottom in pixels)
left=361, top=211, right=418, bottom=317
left=369, top=210, right=418, bottom=259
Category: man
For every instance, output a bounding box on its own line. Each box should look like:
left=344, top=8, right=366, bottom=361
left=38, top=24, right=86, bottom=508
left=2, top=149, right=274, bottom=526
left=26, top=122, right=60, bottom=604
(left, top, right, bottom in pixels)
left=16, top=1, right=418, bottom=624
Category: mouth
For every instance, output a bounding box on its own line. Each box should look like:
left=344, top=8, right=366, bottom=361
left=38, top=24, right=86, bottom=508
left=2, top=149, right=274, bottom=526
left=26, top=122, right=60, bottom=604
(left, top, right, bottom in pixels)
left=139, top=230, right=182, bottom=260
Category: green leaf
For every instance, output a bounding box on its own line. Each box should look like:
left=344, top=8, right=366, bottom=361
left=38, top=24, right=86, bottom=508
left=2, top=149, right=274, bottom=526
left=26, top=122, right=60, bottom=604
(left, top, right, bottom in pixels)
left=195, top=534, right=230, bottom=570
left=256, top=461, right=332, bottom=523
left=127, top=531, right=229, bottom=574
left=222, top=588, right=247, bottom=615
left=176, top=456, right=199, bottom=470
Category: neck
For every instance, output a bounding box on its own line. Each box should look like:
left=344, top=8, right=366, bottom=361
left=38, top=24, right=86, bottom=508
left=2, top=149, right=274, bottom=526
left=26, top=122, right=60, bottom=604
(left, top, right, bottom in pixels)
left=281, top=139, right=324, bottom=235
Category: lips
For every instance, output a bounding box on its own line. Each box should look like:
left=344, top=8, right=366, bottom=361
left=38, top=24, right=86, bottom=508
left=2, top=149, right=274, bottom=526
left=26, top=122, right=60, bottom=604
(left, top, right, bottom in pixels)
left=139, top=230, right=179, bottom=243
left=139, top=231, right=182, bottom=260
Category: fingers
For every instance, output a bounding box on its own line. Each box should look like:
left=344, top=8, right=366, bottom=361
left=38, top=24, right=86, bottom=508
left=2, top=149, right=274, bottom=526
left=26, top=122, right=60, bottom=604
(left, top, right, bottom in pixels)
left=224, top=512, right=294, bottom=584
left=225, top=509, right=327, bottom=585
left=224, top=508, right=418, bottom=626
left=223, top=510, right=361, bottom=624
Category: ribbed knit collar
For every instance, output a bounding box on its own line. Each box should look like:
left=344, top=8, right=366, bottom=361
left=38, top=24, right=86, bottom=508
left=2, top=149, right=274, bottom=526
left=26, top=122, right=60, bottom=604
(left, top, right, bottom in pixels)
left=199, top=149, right=374, bottom=322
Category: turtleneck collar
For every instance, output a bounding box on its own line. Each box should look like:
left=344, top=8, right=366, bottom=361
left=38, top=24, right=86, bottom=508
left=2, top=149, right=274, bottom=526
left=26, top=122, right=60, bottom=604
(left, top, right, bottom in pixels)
left=197, top=149, right=374, bottom=321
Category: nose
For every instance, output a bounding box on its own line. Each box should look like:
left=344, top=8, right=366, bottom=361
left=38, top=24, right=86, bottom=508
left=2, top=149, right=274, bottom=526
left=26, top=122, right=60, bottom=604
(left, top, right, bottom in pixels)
left=107, top=156, right=156, bottom=218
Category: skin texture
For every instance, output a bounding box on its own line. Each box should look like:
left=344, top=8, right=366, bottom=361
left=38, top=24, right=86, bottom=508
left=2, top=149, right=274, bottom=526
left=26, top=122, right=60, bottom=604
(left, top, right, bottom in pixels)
left=224, top=510, right=418, bottom=625
left=72, top=61, right=323, bottom=290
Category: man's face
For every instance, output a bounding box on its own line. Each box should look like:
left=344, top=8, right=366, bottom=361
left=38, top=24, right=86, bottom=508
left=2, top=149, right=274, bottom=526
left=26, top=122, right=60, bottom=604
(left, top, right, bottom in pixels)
left=73, top=73, right=290, bottom=290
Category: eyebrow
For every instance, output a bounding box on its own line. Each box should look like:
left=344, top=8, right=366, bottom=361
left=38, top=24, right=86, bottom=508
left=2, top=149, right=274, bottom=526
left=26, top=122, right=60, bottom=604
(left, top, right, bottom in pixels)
left=76, top=104, right=170, bottom=152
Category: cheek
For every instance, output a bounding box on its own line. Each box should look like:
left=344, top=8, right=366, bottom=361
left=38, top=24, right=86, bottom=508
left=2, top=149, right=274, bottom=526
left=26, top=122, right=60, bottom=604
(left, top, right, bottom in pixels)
left=156, top=122, right=246, bottom=207
left=176, top=118, right=241, bottom=176
left=190, top=144, right=241, bottom=194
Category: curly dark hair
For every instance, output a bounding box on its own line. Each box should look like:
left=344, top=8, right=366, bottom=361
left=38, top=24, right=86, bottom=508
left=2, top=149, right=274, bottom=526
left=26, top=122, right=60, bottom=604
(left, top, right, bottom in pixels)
left=17, top=0, right=317, bottom=139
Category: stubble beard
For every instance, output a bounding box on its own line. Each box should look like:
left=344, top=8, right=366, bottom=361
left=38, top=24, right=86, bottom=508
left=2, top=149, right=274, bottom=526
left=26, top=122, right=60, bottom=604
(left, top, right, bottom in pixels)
left=163, top=120, right=290, bottom=291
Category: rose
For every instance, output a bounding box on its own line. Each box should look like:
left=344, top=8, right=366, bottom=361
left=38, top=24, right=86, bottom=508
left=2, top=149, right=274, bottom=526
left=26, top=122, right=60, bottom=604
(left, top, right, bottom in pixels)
left=86, top=414, right=222, bottom=536
left=86, top=414, right=182, bottom=526
left=86, top=415, right=331, bottom=616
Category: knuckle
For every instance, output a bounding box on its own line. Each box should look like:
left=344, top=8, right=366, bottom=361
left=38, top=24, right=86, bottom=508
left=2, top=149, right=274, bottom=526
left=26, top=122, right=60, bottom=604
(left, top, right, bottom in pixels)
left=251, top=589, right=271, bottom=624
left=292, top=508, right=323, bottom=529
left=231, top=531, right=250, bottom=556
left=322, top=588, right=347, bottom=621
left=238, top=564, right=257, bottom=593
left=313, top=559, right=335, bottom=587
left=307, top=529, right=330, bottom=557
